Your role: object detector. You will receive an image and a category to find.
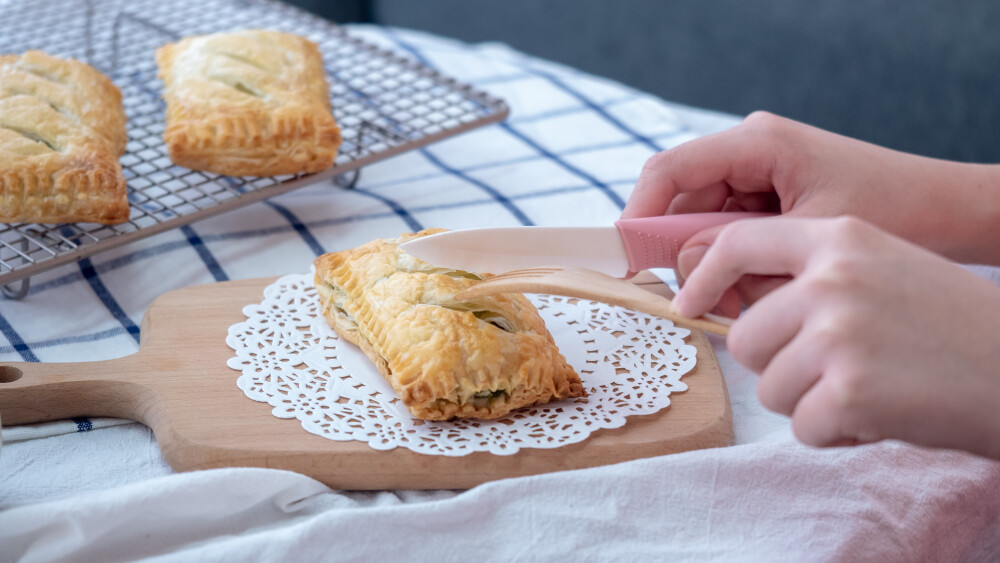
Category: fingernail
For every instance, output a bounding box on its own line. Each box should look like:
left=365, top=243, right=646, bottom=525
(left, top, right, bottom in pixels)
left=670, top=290, right=696, bottom=318
left=677, top=244, right=708, bottom=280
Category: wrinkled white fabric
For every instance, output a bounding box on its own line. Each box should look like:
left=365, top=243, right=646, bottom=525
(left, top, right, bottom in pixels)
left=3, top=439, right=999, bottom=562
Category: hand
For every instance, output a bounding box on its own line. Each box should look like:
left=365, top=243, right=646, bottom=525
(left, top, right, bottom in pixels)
left=623, top=112, right=1000, bottom=315
left=672, top=216, right=1000, bottom=459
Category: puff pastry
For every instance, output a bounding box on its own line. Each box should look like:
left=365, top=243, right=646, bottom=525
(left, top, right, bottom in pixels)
left=0, top=51, right=129, bottom=224
left=156, top=30, right=342, bottom=177
left=314, top=230, right=585, bottom=421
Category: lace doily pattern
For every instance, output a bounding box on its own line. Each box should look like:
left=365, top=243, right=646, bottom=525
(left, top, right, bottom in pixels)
left=227, top=273, right=697, bottom=456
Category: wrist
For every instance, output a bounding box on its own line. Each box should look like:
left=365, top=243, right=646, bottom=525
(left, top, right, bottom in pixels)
left=937, top=163, right=1000, bottom=265
left=890, top=158, right=1000, bottom=265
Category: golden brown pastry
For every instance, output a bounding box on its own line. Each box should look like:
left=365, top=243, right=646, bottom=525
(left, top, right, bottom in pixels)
left=0, top=51, right=129, bottom=225
left=156, top=30, right=342, bottom=177
left=314, top=230, right=585, bottom=421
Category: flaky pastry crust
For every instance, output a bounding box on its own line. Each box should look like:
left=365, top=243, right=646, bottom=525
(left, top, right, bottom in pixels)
left=314, top=230, right=585, bottom=421
left=0, top=51, right=129, bottom=224
left=156, top=30, right=342, bottom=177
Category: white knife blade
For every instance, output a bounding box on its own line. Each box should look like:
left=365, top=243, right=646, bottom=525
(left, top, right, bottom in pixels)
left=400, top=226, right=631, bottom=277
left=400, top=213, right=771, bottom=278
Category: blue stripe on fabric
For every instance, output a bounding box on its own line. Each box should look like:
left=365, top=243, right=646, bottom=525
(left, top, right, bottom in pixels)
left=502, top=63, right=668, bottom=153
left=354, top=130, right=686, bottom=194
left=350, top=186, right=425, bottom=232
left=0, top=313, right=39, bottom=362
left=419, top=148, right=534, bottom=226
left=376, top=28, right=584, bottom=225
left=181, top=225, right=229, bottom=282
left=16, top=178, right=640, bottom=314
left=381, top=27, right=433, bottom=66
left=0, top=326, right=133, bottom=355
left=509, top=95, right=637, bottom=125
left=498, top=122, right=625, bottom=210
left=72, top=417, right=93, bottom=432
left=78, top=257, right=141, bottom=344
left=380, top=27, right=668, bottom=154
left=264, top=201, right=327, bottom=257
left=389, top=33, right=625, bottom=211
left=376, top=30, right=535, bottom=225
left=472, top=72, right=533, bottom=86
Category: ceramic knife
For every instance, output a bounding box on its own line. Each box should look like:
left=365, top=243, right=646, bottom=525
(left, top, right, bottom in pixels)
left=400, top=212, right=768, bottom=277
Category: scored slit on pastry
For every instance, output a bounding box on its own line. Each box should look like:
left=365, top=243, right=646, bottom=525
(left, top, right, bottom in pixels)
left=314, top=229, right=586, bottom=421
left=156, top=30, right=342, bottom=177
left=0, top=51, right=129, bottom=225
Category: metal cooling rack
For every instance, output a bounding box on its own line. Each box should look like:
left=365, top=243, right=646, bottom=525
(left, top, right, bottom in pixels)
left=0, top=0, right=509, bottom=299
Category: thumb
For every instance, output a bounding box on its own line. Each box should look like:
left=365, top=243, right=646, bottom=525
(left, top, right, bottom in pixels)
left=676, top=224, right=730, bottom=278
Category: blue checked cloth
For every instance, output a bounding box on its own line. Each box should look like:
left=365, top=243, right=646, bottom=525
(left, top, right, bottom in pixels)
left=3, top=25, right=999, bottom=563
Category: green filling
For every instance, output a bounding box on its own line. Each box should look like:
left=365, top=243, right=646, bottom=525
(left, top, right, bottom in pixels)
left=472, top=311, right=514, bottom=333
left=231, top=81, right=263, bottom=98
left=3, top=126, right=57, bottom=151
left=473, top=389, right=508, bottom=401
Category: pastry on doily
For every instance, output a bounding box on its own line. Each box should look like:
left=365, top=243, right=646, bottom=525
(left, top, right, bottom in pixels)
left=0, top=50, right=129, bottom=224
left=155, top=29, right=342, bottom=177
left=313, top=229, right=585, bottom=421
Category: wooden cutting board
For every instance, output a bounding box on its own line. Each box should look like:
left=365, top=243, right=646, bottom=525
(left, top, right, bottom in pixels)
left=0, top=273, right=732, bottom=489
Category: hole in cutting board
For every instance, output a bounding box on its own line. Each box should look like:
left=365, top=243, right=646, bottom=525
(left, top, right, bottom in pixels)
left=0, top=366, right=23, bottom=383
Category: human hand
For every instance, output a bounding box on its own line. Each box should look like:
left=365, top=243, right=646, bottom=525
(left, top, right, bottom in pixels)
left=672, top=216, right=1000, bottom=459
left=623, top=111, right=1000, bottom=266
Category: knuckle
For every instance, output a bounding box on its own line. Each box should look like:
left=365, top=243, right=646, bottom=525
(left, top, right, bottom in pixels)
left=741, top=111, right=790, bottom=140
left=806, top=257, right=865, bottom=298
left=825, top=216, right=877, bottom=249
left=808, top=309, right=861, bottom=353
left=712, top=222, right=743, bottom=250
left=804, top=245, right=876, bottom=300
left=743, top=110, right=783, bottom=131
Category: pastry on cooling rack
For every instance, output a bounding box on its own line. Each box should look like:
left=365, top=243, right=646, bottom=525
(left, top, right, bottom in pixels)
left=314, top=230, right=585, bottom=421
left=156, top=30, right=342, bottom=177
left=0, top=51, right=129, bottom=225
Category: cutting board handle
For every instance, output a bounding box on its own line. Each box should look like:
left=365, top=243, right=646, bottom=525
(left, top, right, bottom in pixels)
left=0, top=355, right=154, bottom=426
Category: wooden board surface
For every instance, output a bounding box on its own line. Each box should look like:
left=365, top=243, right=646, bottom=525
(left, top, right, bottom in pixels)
left=0, top=274, right=732, bottom=489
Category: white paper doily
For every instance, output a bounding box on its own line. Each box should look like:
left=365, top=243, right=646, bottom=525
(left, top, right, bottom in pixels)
left=226, top=272, right=697, bottom=456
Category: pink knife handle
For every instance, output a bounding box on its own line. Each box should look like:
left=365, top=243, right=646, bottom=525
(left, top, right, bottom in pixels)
left=614, top=212, right=772, bottom=277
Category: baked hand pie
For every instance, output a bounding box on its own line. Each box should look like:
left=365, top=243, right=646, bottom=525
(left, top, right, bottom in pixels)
left=0, top=51, right=129, bottom=224
left=314, top=230, right=585, bottom=421
left=156, top=30, right=342, bottom=177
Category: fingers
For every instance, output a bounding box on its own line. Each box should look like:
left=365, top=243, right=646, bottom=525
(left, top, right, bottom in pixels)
left=738, top=299, right=858, bottom=447
left=666, top=183, right=731, bottom=214
left=672, top=217, right=819, bottom=318
left=621, top=120, right=781, bottom=219
left=790, top=376, right=859, bottom=448
left=677, top=245, right=790, bottom=318
left=754, top=332, right=826, bottom=417
left=729, top=191, right=782, bottom=213
left=665, top=188, right=780, bottom=216
left=727, top=279, right=810, bottom=375
left=733, top=274, right=791, bottom=307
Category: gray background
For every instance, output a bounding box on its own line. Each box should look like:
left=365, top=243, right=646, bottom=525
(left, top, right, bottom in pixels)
left=292, top=0, right=1000, bottom=163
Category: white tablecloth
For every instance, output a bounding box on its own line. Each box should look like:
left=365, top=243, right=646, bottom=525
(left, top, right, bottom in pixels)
left=2, top=24, right=999, bottom=562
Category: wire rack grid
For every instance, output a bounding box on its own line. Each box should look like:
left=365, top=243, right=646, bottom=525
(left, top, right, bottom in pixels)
left=0, top=0, right=509, bottom=298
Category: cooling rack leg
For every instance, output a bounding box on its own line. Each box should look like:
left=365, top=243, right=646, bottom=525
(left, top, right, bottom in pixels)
left=332, top=169, right=361, bottom=189
left=2, top=278, right=30, bottom=301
